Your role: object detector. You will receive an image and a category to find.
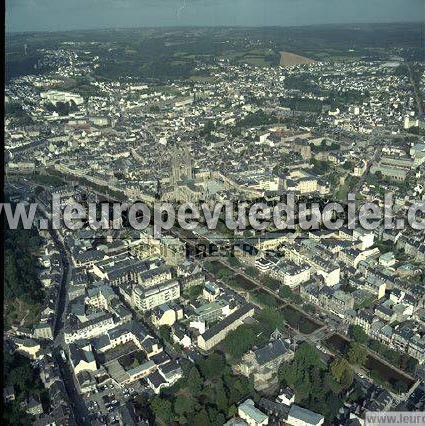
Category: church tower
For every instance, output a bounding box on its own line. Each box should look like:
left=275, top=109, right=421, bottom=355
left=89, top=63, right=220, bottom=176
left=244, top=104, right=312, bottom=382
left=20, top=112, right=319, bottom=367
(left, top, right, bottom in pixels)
left=170, top=140, right=193, bottom=186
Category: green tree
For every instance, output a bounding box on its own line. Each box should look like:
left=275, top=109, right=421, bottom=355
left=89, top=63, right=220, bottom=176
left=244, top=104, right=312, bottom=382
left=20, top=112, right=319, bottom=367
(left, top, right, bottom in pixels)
left=174, top=395, right=195, bottom=417
left=200, top=120, right=215, bottom=136
left=215, top=381, right=228, bottom=413
left=222, top=325, right=257, bottom=359
left=279, top=285, right=303, bottom=303
left=224, top=374, right=253, bottom=405
left=255, top=308, right=285, bottom=334
left=347, top=342, right=368, bottom=366
left=207, top=406, right=219, bottom=424
left=198, top=353, right=226, bottom=380
left=324, top=373, right=343, bottom=394
left=159, top=325, right=171, bottom=342
left=350, top=325, right=369, bottom=344
left=215, top=413, right=226, bottom=426
left=294, top=343, right=322, bottom=370
left=227, top=405, right=237, bottom=418
left=151, top=397, right=172, bottom=423
left=187, top=366, right=203, bottom=395
left=330, top=357, right=354, bottom=387
left=192, top=408, right=210, bottom=425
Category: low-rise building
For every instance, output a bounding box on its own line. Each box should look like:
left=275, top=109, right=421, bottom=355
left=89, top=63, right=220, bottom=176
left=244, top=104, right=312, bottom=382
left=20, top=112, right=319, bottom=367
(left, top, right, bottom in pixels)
left=287, top=404, right=324, bottom=426
left=238, top=399, right=269, bottom=426
left=197, top=304, right=255, bottom=351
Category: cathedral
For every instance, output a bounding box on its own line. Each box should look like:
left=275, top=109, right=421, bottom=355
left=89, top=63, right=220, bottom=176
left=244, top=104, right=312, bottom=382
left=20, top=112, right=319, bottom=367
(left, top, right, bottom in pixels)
left=161, top=139, right=239, bottom=203
left=169, top=140, right=193, bottom=186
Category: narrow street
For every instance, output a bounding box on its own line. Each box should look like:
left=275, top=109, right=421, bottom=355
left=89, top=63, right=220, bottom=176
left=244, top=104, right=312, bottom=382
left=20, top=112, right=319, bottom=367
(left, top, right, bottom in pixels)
left=47, top=231, right=89, bottom=424
left=54, top=350, right=90, bottom=425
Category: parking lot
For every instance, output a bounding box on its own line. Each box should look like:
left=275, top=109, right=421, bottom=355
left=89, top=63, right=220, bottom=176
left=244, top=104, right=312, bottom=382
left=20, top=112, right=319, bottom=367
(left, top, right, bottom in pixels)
left=83, top=380, right=150, bottom=423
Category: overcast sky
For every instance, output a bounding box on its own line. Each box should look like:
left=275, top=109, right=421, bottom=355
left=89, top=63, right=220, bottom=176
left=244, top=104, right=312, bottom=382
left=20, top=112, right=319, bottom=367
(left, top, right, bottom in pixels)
left=6, top=0, right=424, bottom=33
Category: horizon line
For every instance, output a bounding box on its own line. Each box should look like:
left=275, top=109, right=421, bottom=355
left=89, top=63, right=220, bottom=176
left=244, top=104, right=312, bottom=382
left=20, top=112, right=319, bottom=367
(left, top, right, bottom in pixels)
left=6, top=20, right=424, bottom=35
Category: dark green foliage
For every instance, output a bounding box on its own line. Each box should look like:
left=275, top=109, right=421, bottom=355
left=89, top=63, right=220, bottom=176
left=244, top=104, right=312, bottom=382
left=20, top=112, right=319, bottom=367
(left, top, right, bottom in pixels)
left=327, top=89, right=369, bottom=108
left=330, top=357, right=354, bottom=387
left=4, top=228, right=43, bottom=303
left=45, top=100, right=78, bottom=116
left=237, top=110, right=278, bottom=127
left=158, top=325, right=172, bottom=343
left=198, top=353, right=226, bottom=380
left=284, top=75, right=320, bottom=93
left=262, top=276, right=280, bottom=291
left=5, top=102, right=33, bottom=125
left=251, top=291, right=279, bottom=308
left=3, top=351, right=46, bottom=425
left=151, top=397, right=173, bottom=423
left=149, top=353, right=256, bottom=424
left=347, top=342, right=368, bottom=366
left=310, top=159, right=330, bottom=175
left=279, top=285, right=303, bottom=303
left=187, top=367, right=203, bottom=394
left=222, top=325, right=258, bottom=359
left=278, top=343, right=345, bottom=421
left=350, top=325, right=369, bottom=345
left=184, top=285, right=203, bottom=301
left=200, top=120, right=215, bottom=137
left=281, top=306, right=320, bottom=334
left=222, top=308, right=286, bottom=359
left=368, top=339, right=418, bottom=375
left=280, top=97, right=323, bottom=113
left=30, top=174, right=64, bottom=187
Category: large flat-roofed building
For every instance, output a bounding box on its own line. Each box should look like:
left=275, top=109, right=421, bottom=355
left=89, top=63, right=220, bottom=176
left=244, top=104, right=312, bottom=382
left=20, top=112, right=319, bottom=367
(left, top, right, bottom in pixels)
left=379, top=155, right=414, bottom=169
left=193, top=299, right=231, bottom=323
left=370, top=165, right=407, bottom=181
left=92, top=320, right=162, bottom=357
left=41, top=90, right=84, bottom=106
left=68, top=343, right=97, bottom=376
left=197, top=304, right=255, bottom=351
left=319, top=288, right=354, bottom=317
left=281, top=241, right=340, bottom=286
left=34, top=322, right=54, bottom=341
left=133, top=234, right=186, bottom=266
left=133, top=279, right=180, bottom=312
left=297, top=176, right=318, bottom=194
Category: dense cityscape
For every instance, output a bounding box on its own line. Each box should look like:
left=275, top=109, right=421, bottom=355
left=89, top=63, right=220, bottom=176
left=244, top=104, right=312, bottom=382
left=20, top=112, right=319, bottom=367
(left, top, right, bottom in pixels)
left=3, top=17, right=425, bottom=426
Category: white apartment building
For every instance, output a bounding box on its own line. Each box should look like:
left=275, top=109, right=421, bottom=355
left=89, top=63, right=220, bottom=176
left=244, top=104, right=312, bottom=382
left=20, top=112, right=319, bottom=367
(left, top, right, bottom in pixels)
left=132, top=280, right=180, bottom=312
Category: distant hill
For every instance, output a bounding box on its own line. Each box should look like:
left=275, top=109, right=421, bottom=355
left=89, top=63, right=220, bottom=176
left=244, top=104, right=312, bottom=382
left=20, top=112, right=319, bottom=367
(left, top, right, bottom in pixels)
left=280, top=51, right=316, bottom=66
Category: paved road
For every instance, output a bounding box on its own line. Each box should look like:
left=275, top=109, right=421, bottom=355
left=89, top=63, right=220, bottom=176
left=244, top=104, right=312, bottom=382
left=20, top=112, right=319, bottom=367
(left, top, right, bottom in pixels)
left=51, top=229, right=72, bottom=339
left=54, top=350, right=90, bottom=425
